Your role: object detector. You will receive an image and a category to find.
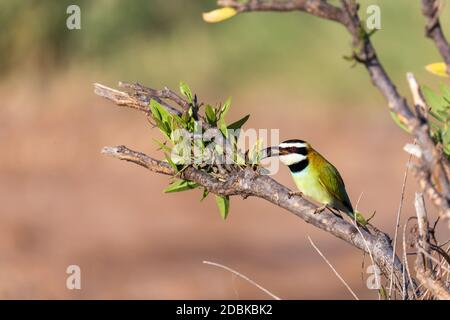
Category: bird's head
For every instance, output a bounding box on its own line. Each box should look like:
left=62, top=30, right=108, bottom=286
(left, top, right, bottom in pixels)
left=262, top=139, right=309, bottom=167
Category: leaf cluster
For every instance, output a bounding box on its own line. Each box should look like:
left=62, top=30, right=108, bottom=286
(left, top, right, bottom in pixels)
left=149, top=82, right=251, bottom=219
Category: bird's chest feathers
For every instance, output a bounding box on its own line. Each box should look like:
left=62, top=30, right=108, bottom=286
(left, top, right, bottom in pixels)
left=291, top=165, right=332, bottom=204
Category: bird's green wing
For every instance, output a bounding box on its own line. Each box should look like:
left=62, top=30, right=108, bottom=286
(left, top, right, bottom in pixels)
left=317, top=160, right=354, bottom=214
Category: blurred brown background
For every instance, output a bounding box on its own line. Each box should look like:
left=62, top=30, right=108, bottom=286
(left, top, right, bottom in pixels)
left=1, top=0, right=449, bottom=299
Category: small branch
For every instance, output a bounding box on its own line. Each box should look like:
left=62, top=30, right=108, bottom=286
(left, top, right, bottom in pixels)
left=217, top=0, right=345, bottom=23
left=389, top=150, right=413, bottom=298
left=415, top=192, right=433, bottom=271
left=407, top=73, right=450, bottom=221
left=94, top=83, right=150, bottom=114
left=101, top=146, right=173, bottom=176
left=308, top=236, right=359, bottom=300
left=403, top=218, right=419, bottom=300
left=414, top=192, right=450, bottom=299
left=203, top=260, right=281, bottom=300
left=119, top=82, right=190, bottom=112
left=421, top=0, right=450, bottom=73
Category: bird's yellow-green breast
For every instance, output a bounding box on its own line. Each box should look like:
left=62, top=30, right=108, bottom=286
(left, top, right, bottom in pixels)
left=291, top=148, right=337, bottom=206
left=277, top=141, right=354, bottom=218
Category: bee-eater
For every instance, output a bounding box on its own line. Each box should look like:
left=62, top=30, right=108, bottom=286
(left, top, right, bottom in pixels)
left=263, top=139, right=360, bottom=222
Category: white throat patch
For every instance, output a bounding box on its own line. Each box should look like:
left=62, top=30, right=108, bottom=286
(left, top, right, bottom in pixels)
left=279, top=153, right=307, bottom=166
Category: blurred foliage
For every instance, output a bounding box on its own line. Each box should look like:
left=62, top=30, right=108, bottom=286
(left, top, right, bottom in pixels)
left=422, top=84, right=450, bottom=159
left=1, top=0, right=450, bottom=106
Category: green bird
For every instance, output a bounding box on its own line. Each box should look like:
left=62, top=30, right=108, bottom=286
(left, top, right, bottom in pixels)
left=263, top=139, right=366, bottom=225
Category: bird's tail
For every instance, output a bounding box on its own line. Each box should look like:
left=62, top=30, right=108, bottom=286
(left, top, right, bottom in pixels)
left=353, top=210, right=370, bottom=231
left=344, top=208, right=369, bottom=230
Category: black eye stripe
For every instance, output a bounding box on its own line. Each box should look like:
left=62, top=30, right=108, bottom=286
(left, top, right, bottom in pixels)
left=282, top=139, right=306, bottom=144
left=288, top=158, right=309, bottom=173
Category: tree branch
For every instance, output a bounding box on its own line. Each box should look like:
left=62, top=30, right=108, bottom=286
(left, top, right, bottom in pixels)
left=414, top=192, right=450, bottom=300
left=216, top=0, right=450, bottom=223
left=421, top=0, right=450, bottom=73
left=217, top=0, right=345, bottom=23
left=96, top=82, right=416, bottom=298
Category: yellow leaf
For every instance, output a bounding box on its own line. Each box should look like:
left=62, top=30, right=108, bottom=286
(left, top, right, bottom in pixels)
left=202, top=7, right=237, bottom=23
left=425, top=62, right=449, bottom=77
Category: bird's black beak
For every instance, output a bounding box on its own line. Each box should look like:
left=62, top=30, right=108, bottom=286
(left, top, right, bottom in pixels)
left=261, top=146, right=280, bottom=159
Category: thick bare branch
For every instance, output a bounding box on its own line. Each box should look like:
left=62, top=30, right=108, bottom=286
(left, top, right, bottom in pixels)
left=421, top=0, right=450, bottom=73
left=99, top=143, right=409, bottom=296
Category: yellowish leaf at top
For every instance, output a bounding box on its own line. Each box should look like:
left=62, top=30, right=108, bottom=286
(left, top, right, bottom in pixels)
left=425, top=62, right=449, bottom=77
left=202, top=7, right=237, bottom=23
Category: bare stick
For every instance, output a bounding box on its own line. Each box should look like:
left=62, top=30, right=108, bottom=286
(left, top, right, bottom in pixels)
left=203, top=260, right=281, bottom=300
left=415, top=192, right=433, bottom=271
left=414, top=192, right=450, bottom=299
left=308, top=236, right=359, bottom=300
left=402, top=218, right=419, bottom=300
left=389, top=149, right=413, bottom=297
left=418, top=248, right=450, bottom=274
left=421, top=0, right=450, bottom=73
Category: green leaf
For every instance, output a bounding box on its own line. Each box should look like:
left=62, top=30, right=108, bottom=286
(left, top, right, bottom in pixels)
left=390, top=111, right=411, bottom=133
left=164, top=179, right=199, bottom=193
left=151, top=99, right=171, bottom=122
left=422, top=85, right=448, bottom=113
left=429, top=110, right=445, bottom=122
left=228, top=114, right=250, bottom=130
left=171, top=111, right=185, bottom=128
left=150, top=99, right=173, bottom=138
left=152, top=138, right=172, bottom=153
left=200, top=188, right=209, bottom=202
left=219, top=97, right=232, bottom=120
left=205, top=104, right=217, bottom=124
left=149, top=99, right=162, bottom=121
left=164, top=153, right=179, bottom=172
left=355, top=210, right=368, bottom=227
left=248, top=139, right=264, bottom=165
left=443, top=128, right=450, bottom=156
left=379, top=286, right=388, bottom=300
left=219, top=119, right=228, bottom=138
left=215, top=195, right=230, bottom=219
left=179, top=81, right=193, bottom=103
left=439, top=83, right=450, bottom=101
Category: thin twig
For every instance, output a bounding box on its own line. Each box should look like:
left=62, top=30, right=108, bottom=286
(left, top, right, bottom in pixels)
left=421, top=0, right=450, bottom=73
left=203, top=260, right=281, bottom=300
left=389, top=149, right=413, bottom=298
left=418, top=248, right=450, bottom=274
left=308, top=236, right=359, bottom=300
left=402, top=217, right=419, bottom=300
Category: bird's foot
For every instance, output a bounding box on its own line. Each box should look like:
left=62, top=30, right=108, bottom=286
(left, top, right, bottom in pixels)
left=328, top=207, right=343, bottom=219
left=288, top=191, right=303, bottom=199
left=313, top=205, right=327, bottom=214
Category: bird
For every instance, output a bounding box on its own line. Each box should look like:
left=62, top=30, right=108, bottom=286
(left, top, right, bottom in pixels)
left=262, top=139, right=365, bottom=225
